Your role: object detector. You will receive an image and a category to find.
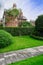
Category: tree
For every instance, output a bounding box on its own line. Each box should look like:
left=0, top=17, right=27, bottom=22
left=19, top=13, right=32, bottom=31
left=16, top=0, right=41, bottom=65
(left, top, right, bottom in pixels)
left=35, top=15, right=43, bottom=36
left=19, top=21, right=31, bottom=27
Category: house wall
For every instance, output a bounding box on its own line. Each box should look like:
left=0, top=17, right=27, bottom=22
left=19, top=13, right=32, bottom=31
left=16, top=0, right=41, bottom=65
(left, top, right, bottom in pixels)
left=6, top=18, right=19, bottom=27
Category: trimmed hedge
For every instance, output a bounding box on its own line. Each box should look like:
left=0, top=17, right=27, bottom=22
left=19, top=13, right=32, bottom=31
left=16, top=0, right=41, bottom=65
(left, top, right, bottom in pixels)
left=0, top=30, right=13, bottom=48
left=30, top=29, right=43, bottom=40
left=31, top=29, right=43, bottom=37
left=30, top=34, right=43, bottom=40
left=0, top=27, right=33, bottom=36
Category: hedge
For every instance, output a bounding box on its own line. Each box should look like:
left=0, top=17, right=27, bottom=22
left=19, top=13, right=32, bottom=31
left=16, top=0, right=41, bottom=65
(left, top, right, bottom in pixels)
left=30, top=29, right=43, bottom=40
left=30, top=34, right=43, bottom=40
left=0, top=27, right=33, bottom=36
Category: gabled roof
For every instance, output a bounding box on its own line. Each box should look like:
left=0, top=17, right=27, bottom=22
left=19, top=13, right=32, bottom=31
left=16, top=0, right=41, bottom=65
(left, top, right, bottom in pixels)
left=18, top=16, right=27, bottom=20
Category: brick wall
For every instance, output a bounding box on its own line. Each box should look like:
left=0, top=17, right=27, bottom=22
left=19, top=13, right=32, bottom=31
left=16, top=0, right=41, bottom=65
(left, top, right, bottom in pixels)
left=6, top=18, right=19, bottom=27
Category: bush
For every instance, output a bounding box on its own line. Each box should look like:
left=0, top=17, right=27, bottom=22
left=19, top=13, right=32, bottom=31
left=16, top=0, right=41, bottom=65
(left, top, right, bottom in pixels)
left=0, top=30, right=13, bottom=48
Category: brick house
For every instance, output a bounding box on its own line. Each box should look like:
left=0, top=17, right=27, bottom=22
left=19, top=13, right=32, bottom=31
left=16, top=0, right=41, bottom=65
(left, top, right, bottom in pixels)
left=1, top=4, right=27, bottom=27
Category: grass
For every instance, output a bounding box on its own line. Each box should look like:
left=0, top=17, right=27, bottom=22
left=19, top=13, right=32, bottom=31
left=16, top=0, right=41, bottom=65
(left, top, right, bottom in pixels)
left=0, top=36, right=43, bottom=53
left=8, top=54, right=43, bottom=65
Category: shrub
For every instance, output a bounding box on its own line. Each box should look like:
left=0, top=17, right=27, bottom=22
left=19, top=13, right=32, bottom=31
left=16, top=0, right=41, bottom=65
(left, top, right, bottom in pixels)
left=0, top=30, right=13, bottom=48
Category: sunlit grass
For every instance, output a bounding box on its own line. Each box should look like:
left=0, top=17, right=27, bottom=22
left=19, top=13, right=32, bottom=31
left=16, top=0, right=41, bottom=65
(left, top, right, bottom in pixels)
left=0, top=36, right=43, bottom=53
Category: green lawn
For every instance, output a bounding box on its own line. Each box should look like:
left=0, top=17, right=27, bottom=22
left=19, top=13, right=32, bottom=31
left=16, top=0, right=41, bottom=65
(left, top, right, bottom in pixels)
left=0, top=36, right=43, bottom=53
left=8, top=54, right=43, bottom=65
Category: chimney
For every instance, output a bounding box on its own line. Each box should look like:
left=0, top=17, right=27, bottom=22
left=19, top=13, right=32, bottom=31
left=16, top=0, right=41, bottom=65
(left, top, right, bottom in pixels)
left=13, top=3, right=17, bottom=9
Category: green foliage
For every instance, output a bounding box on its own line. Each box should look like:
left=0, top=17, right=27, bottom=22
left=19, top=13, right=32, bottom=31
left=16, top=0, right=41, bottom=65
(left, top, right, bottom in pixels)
left=35, top=15, right=43, bottom=36
left=6, top=9, right=19, bottom=17
left=19, top=21, right=31, bottom=27
left=0, top=30, right=13, bottom=48
left=0, top=24, right=3, bottom=27
left=5, top=9, right=19, bottom=22
left=10, top=9, right=19, bottom=17
left=0, top=27, right=32, bottom=36
left=30, top=28, right=43, bottom=40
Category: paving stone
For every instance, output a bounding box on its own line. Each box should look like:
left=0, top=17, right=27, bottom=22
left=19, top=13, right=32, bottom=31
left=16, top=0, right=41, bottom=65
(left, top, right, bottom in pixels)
left=0, top=46, right=43, bottom=65
left=0, top=58, right=5, bottom=65
left=4, top=53, right=17, bottom=64
left=0, top=54, right=4, bottom=58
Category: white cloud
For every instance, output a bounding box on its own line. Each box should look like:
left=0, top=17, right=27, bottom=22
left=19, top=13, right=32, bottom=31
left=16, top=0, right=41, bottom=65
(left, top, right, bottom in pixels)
left=0, top=0, right=43, bottom=20
left=0, top=9, right=4, bottom=19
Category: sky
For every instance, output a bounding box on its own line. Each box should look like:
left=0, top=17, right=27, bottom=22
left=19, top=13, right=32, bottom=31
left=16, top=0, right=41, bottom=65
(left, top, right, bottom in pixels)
left=0, top=0, right=43, bottom=21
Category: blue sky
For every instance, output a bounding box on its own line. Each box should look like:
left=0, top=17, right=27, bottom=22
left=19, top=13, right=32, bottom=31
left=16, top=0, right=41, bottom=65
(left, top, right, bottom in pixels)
left=0, top=0, right=43, bottom=21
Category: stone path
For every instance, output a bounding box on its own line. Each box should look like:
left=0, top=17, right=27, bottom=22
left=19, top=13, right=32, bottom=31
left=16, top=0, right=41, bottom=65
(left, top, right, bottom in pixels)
left=0, top=46, right=43, bottom=65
